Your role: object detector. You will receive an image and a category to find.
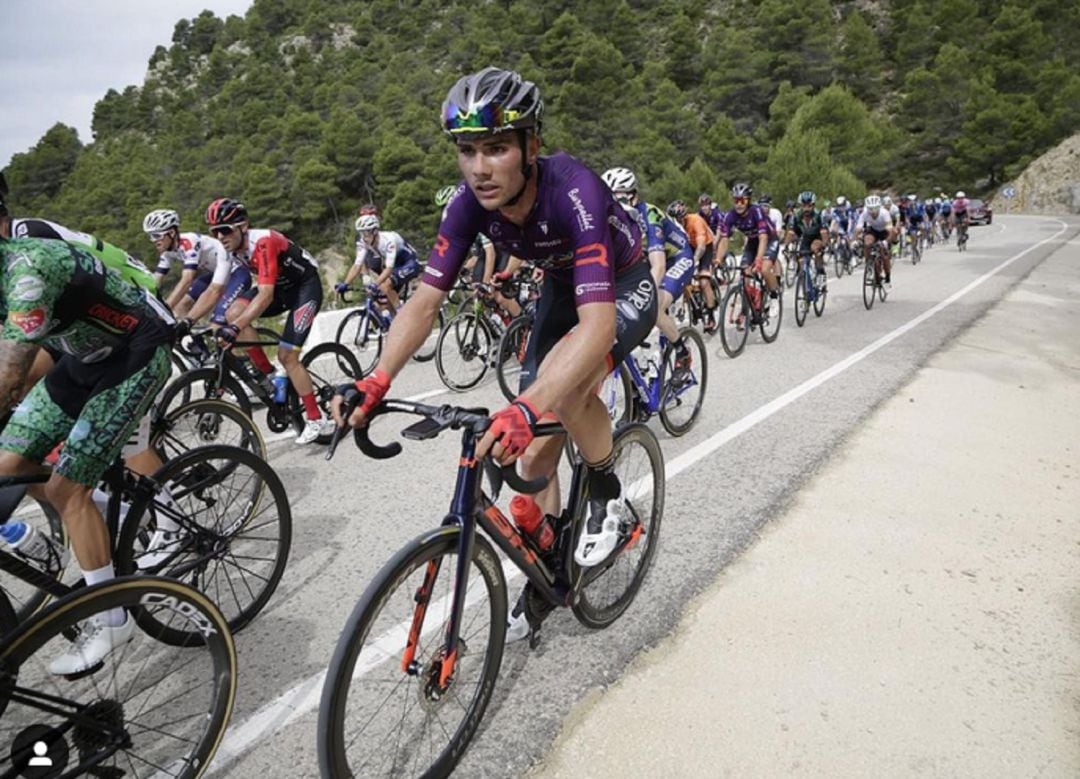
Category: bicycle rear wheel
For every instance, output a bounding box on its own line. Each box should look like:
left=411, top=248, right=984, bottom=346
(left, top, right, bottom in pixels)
left=0, top=577, right=235, bottom=779
left=412, top=307, right=445, bottom=364
left=719, top=284, right=750, bottom=358
left=659, top=328, right=707, bottom=437
left=319, top=528, right=506, bottom=779
left=115, top=445, right=291, bottom=644
left=288, top=343, right=363, bottom=444
left=435, top=312, right=492, bottom=392
left=571, top=423, right=664, bottom=629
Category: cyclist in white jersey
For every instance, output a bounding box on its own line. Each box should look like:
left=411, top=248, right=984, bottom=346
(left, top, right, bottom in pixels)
left=337, top=214, right=422, bottom=311
left=142, top=209, right=250, bottom=323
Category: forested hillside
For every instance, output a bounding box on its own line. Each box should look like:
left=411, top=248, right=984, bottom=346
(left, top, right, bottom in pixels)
left=6, top=0, right=1079, bottom=261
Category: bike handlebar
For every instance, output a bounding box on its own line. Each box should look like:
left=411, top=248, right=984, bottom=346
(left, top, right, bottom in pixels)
left=325, top=391, right=556, bottom=494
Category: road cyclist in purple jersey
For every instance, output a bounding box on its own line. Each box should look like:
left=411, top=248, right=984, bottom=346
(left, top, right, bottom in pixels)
left=332, top=68, right=657, bottom=637
left=716, top=182, right=781, bottom=320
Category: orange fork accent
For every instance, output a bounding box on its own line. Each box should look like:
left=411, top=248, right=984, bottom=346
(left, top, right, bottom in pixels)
left=401, top=560, right=439, bottom=673
left=439, top=647, right=458, bottom=688
left=625, top=521, right=645, bottom=551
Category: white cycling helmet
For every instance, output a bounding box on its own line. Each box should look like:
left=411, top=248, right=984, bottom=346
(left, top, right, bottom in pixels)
left=955, top=190, right=966, bottom=198
left=356, top=214, right=380, bottom=232
left=143, top=209, right=180, bottom=234
left=865, top=195, right=882, bottom=210
left=836, top=196, right=847, bottom=206
left=882, top=195, right=893, bottom=207
left=934, top=197, right=942, bottom=204
left=907, top=194, right=918, bottom=201
left=601, top=167, right=638, bottom=194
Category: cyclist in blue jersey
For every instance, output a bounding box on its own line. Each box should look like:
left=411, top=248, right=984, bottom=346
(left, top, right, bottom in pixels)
left=602, top=167, right=694, bottom=378
left=334, top=68, right=656, bottom=576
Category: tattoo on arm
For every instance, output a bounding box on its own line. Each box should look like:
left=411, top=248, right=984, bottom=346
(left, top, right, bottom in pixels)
left=0, top=341, right=40, bottom=410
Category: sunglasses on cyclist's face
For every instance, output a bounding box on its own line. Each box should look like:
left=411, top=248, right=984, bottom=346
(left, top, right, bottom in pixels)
left=733, top=196, right=749, bottom=205
left=148, top=231, right=171, bottom=242
left=613, top=191, right=634, bottom=204
left=210, top=225, right=237, bottom=237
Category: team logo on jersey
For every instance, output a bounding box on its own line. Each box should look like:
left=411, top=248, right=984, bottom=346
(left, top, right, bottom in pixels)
left=12, top=223, right=29, bottom=238
left=88, top=303, right=139, bottom=332
left=434, top=235, right=450, bottom=258
left=4, top=250, right=33, bottom=271
left=539, top=221, right=549, bottom=235
left=10, top=308, right=47, bottom=337
left=567, top=188, right=595, bottom=232
left=11, top=274, right=45, bottom=303
left=293, top=301, right=316, bottom=334
left=573, top=243, right=608, bottom=268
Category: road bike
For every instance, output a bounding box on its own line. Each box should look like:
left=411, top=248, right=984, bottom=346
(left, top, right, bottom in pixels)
left=318, top=395, right=663, bottom=778
left=0, top=474, right=238, bottom=778
left=718, top=266, right=783, bottom=358
left=158, top=328, right=360, bottom=445
left=434, top=283, right=513, bottom=392
left=335, top=284, right=443, bottom=376
left=863, top=240, right=890, bottom=310
left=794, top=251, right=828, bottom=327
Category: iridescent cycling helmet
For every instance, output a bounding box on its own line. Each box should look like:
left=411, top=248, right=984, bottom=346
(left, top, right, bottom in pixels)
left=205, top=198, right=247, bottom=227
left=667, top=200, right=688, bottom=220
left=142, top=209, right=180, bottom=234
left=434, top=186, right=456, bottom=207
left=442, top=67, right=543, bottom=139
left=356, top=214, right=380, bottom=232
left=698, top=193, right=713, bottom=206
left=731, top=182, right=753, bottom=200
left=601, top=167, right=638, bottom=194
left=865, top=195, right=882, bottom=210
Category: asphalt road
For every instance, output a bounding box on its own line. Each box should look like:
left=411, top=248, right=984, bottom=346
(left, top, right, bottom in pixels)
left=206, top=215, right=1078, bottom=778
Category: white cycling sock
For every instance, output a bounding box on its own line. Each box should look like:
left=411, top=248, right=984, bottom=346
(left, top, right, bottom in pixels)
left=84, top=564, right=126, bottom=627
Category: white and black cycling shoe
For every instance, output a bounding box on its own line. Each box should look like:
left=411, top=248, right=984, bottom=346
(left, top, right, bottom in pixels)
left=574, top=498, right=624, bottom=567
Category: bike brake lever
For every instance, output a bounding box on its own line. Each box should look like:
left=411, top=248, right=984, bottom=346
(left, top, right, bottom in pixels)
left=325, top=388, right=361, bottom=461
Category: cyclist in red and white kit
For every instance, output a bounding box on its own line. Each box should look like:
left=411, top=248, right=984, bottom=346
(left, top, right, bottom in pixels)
left=205, top=198, right=334, bottom=444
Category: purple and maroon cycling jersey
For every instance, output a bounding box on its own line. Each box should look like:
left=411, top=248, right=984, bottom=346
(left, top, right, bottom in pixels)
left=718, top=205, right=776, bottom=239
left=424, top=152, right=643, bottom=307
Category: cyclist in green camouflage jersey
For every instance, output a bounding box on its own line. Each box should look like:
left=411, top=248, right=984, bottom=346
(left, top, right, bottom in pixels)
left=0, top=229, right=174, bottom=674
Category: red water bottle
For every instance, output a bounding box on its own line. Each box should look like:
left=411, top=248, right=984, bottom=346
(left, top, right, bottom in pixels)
left=746, top=282, right=762, bottom=311
left=509, top=495, right=554, bottom=551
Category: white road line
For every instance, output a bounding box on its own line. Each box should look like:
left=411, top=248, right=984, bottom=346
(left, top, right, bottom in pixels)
left=209, top=218, right=1070, bottom=772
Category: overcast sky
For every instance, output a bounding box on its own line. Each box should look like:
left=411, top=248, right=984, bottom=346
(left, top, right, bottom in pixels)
left=2, top=0, right=254, bottom=169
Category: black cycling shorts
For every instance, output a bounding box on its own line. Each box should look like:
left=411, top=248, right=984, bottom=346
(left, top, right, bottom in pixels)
left=259, top=271, right=323, bottom=349
left=518, top=261, right=657, bottom=394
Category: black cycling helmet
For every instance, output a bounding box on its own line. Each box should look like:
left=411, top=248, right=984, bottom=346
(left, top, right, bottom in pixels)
left=757, top=194, right=772, bottom=205
left=667, top=200, right=688, bottom=220
left=731, top=182, right=753, bottom=200
left=205, top=197, right=248, bottom=227
left=785, top=199, right=796, bottom=209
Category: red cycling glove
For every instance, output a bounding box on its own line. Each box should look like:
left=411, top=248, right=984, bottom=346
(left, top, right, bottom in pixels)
left=487, top=397, right=540, bottom=456
left=353, top=368, right=391, bottom=421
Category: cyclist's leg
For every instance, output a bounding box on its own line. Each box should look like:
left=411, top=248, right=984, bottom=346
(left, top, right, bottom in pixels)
left=658, top=256, right=694, bottom=344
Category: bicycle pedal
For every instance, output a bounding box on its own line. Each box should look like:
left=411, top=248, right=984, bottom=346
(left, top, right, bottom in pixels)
left=62, top=660, right=105, bottom=682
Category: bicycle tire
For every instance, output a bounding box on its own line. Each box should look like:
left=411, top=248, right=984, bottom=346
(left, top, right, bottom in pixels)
left=659, top=327, right=707, bottom=437
left=435, top=312, right=492, bottom=392
left=0, top=587, right=15, bottom=637
left=153, top=397, right=266, bottom=462
left=0, top=576, right=235, bottom=779
left=412, top=307, right=445, bottom=364
left=495, top=315, right=532, bottom=403
left=719, top=284, right=749, bottom=358
left=318, top=527, right=506, bottom=779
left=794, top=272, right=808, bottom=327
left=336, top=308, right=383, bottom=377
left=813, top=273, right=827, bottom=318
left=759, top=286, right=782, bottom=343
left=157, top=367, right=253, bottom=420
left=286, top=343, right=363, bottom=445
left=863, top=256, right=877, bottom=310
left=571, top=423, right=664, bottom=628
left=784, top=252, right=798, bottom=288
left=114, top=445, right=291, bottom=644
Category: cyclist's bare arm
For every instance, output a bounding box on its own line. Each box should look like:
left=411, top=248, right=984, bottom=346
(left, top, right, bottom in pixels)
left=649, top=248, right=666, bottom=286
left=165, top=268, right=198, bottom=310
left=185, top=282, right=225, bottom=322
left=344, top=262, right=364, bottom=287
left=0, top=341, right=38, bottom=410
left=230, top=283, right=274, bottom=331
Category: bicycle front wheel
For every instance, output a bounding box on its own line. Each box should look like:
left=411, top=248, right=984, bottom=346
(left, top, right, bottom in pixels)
left=496, top=314, right=532, bottom=403
left=659, top=327, right=707, bottom=437
left=759, top=287, right=783, bottom=343
left=336, top=309, right=383, bottom=377
left=0, top=577, right=235, bottom=779
left=319, top=528, right=507, bottom=779
left=719, top=284, right=749, bottom=358
left=288, top=343, right=363, bottom=444
left=794, top=272, right=808, bottom=327
left=571, top=423, right=664, bottom=629
left=412, top=307, right=445, bottom=364
left=435, top=312, right=493, bottom=392
left=157, top=368, right=252, bottom=420
left=863, top=257, right=877, bottom=310
left=115, top=445, right=291, bottom=643
left=153, top=397, right=266, bottom=461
